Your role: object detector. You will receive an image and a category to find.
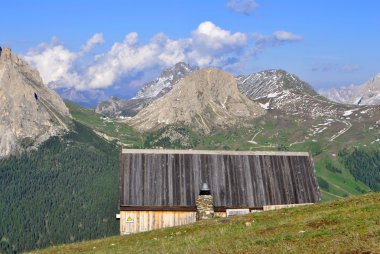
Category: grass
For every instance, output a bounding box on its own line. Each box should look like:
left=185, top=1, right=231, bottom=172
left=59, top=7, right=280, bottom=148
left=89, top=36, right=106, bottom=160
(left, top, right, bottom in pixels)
left=313, top=154, right=371, bottom=201
left=65, top=100, right=143, bottom=147
left=29, top=192, right=380, bottom=254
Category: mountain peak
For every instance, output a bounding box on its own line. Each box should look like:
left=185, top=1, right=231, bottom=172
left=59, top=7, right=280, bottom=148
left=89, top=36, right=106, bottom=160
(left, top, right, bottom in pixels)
left=133, top=62, right=196, bottom=100
left=237, top=69, right=318, bottom=101
left=128, top=68, right=265, bottom=133
left=0, top=47, right=12, bottom=58
left=236, top=69, right=349, bottom=119
left=0, top=48, right=72, bottom=157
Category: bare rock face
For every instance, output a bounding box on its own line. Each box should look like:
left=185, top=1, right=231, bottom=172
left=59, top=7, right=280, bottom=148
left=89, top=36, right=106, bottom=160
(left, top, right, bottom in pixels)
left=0, top=48, right=71, bottom=158
left=128, top=68, right=265, bottom=133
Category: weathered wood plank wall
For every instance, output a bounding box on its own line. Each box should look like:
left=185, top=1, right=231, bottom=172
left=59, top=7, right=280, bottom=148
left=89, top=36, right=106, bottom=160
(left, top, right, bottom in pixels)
left=120, top=211, right=196, bottom=234
left=119, top=150, right=320, bottom=209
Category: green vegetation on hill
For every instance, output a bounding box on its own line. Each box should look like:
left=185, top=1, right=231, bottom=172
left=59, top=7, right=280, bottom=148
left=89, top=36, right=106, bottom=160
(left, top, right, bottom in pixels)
left=31, top=192, right=380, bottom=254
left=340, top=148, right=380, bottom=191
left=0, top=122, right=119, bottom=254
left=65, top=100, right=143, bottom=147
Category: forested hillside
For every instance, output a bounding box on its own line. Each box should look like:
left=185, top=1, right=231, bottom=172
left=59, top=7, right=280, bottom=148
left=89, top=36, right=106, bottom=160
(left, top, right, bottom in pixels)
left=340, top=148, right=380, bottom=191
left=0, top=122, right=119, bottom=253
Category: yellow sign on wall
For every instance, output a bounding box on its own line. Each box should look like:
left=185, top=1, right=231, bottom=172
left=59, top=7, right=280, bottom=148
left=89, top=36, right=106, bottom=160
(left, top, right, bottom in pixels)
left=126, top=216, right=134, bottom=223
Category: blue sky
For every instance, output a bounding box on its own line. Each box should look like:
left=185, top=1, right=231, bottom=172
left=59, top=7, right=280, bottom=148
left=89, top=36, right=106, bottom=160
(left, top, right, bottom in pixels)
left=1, top=0, right=379, bottom=98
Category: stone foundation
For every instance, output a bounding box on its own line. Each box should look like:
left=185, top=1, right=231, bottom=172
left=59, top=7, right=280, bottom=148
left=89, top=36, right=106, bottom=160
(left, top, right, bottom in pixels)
left=196, top=195, right=214, bottom=220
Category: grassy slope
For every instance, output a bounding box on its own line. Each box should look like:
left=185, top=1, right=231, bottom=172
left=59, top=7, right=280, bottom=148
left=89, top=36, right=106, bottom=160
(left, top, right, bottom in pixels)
left=31, top=192, right=380, bottom=254
left=65, top=101, right=143, bottom=147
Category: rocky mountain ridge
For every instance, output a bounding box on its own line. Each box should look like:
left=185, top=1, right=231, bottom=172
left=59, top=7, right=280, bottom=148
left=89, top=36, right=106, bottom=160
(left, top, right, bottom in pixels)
left=319, top=73, right=380, bottom=105
left=237, top=69, right=343, bottom=118
left=0, top=47, right=71, bottom=158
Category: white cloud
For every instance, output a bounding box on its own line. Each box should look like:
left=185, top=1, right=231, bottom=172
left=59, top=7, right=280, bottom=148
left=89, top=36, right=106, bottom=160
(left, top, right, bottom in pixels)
left=188, top=21, right=247, bottom=67
left=273, top=31, right=303, bottom=41
left=226, top=0, right=259, bottom=15
left=25, top=23, right=303, bottom=91
left=25, top=38, right=79, bottom=87
left=192, top=21, right=247, bottom=52
left=252, top=30, right=303, bottom=54
left=85, top=32, right=185, bottom=89
left=81, top=33, right=104, bottom=52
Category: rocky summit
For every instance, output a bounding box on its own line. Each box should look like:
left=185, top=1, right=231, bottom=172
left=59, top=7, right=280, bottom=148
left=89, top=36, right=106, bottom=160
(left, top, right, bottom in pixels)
left=0, top=48, right=71, bottom=158
left=237, top=69, right=336, bottom=118
left=237, top=69, right=368, bottom=120
left=128, top=68, right=265, bottom=133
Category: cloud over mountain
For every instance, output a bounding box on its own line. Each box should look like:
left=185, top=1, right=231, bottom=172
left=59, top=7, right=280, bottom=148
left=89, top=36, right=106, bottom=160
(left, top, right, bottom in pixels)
left=25, top=38, right=79, bottom=88
left=81, top=33, right=104, bottom=53
left=24, top=21, right=303, bottom=92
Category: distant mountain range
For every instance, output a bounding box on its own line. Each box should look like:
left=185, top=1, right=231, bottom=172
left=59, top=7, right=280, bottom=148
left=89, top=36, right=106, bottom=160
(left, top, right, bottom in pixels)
left=320, top=73, right=380, bottom=105
left=91, top=61, right=380, bottom=160
left=96, top=64, right=380, bottom=131
left=3, top=49, right=379, bottom=155
left=54, top=87, right=109, bottom=107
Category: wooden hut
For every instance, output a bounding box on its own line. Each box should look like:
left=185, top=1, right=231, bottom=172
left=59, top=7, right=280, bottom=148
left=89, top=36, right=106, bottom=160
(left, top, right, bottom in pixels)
left=119, top=149, right=320, bottom=234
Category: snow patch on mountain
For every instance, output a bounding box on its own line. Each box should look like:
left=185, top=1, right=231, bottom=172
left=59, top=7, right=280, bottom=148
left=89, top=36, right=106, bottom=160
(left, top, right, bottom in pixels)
left=343, top=110, right=354, bottom=117
left=133, top=62, right=195, bottom=100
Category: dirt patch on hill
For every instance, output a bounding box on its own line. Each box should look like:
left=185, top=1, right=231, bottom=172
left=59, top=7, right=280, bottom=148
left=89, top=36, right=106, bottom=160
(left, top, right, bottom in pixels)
left=307, top=219, right=338, bottom=228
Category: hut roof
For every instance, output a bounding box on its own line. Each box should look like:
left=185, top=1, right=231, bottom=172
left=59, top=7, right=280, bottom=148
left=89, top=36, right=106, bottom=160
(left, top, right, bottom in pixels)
left=119, top=149, right=320, bottom=211
left=122, top=149, right=310, bottom=156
